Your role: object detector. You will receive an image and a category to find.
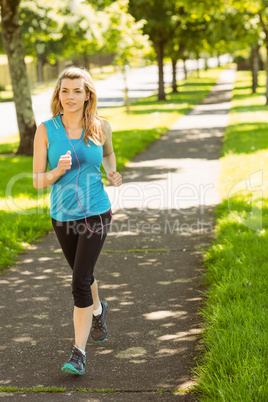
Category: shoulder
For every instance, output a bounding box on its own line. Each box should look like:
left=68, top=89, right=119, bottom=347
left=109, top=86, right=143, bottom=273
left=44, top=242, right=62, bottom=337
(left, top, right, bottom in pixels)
left=35, top=122, right=47, bottom=138
left=34, top=123, right=48, bottom=147
left=41, top=116, right=61, bottom=145
left=43, top=115, right=61, bottom=131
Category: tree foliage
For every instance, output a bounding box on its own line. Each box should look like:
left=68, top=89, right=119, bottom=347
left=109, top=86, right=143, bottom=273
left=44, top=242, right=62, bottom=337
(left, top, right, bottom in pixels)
left=20, top=0, right=67, bottom=64
left=129, top=0, right=185, bottom=100
left=103, top=0, right=150, bottom=66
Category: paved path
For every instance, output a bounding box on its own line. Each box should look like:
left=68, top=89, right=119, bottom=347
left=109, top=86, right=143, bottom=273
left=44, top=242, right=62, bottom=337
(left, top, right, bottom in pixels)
left=0, top=68, right=235, bottom=401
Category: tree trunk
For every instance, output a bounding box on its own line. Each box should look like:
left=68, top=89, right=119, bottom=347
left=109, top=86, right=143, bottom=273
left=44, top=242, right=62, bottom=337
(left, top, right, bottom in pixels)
left=258, top=12, right=268, bottom=104
left=171, top=58, right=178, bottom=93
left=83, top=54, right=89, bottom=69
left=122, top=64, right=130, bottom=114
left=251, top=45, right=259, bottom=94
left=154, top=41, right=166, bottom=101
left=266, top=43, right=268, bottom=105
left=1, top=0, right=36, bottom=156
left=196, top=52, right=200, bottom=78
left=183, top=57, right=187, bottom=80
left=37, top=56, right=43, bottom=83
left=217, top=51, right=221, bottom=67
left=204, top=56, right=208, bottom=71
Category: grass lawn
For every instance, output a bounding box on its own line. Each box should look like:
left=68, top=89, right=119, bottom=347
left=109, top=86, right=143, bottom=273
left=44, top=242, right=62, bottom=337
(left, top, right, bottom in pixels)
left=194, top=71, right=268, bottom=400
left=0, top=67, right=223, bottom=273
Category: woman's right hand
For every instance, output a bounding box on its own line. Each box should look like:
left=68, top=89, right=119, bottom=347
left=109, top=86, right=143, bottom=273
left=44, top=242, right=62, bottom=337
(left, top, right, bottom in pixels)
left=57, top=150, right=72, bottom=175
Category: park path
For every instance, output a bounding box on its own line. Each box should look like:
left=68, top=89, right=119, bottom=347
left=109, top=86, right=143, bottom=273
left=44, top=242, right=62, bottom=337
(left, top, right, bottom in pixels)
left=0, top=68, right=235, bottom=401
left=0, top=56, right=230, bottom=139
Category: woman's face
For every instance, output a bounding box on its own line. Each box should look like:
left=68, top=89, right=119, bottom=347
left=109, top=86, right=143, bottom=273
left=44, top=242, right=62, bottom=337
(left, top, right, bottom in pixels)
left=59, top=78, right=88, bottom=114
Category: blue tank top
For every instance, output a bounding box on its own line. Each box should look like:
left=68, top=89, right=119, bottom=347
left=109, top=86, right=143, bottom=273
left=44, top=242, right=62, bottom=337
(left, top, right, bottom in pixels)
left=44, top=114, right=111, bottom=222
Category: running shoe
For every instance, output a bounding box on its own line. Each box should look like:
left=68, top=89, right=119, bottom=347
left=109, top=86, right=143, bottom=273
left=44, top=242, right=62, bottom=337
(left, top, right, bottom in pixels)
left=61, top=346, right=86, bottom=375
left=90, top=301, right=108, bottom=342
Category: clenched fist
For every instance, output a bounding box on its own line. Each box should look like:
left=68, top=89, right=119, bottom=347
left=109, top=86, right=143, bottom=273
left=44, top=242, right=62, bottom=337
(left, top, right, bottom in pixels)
left=57, top=150, right=72, bottom=175
left=108, top=171, right=122, bottom=187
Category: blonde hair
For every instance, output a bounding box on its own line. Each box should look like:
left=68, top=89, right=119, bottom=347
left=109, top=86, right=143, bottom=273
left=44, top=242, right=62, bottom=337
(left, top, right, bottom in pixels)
left=51, top=67, right=104, bottom=146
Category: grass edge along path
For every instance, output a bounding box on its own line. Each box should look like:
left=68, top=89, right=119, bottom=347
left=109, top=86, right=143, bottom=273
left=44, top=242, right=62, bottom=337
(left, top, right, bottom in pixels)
left=0, top=386, right=190, bottom=394
left=0, top=67, right=224, bottom=273
left=193, top=70, right=268, bottom=401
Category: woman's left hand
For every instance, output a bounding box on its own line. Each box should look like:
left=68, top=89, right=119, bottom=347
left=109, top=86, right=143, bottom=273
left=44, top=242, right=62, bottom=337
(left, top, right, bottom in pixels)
left=108, top=171, right=122, bottom=187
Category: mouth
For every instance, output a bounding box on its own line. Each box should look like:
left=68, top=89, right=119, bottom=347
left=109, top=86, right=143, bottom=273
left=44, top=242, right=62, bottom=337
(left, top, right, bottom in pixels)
left=66, top=102, right=75, bottom=106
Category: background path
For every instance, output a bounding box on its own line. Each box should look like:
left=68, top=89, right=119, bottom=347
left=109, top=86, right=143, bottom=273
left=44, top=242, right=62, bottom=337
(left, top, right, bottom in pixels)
left=0, top=68, right=235, bottom=401
left=0, top=56, right=231, bottom=139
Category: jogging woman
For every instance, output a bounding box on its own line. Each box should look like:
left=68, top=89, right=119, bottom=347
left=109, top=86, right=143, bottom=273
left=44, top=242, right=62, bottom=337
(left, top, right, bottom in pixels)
left=33, top=67, right=122, bottom=375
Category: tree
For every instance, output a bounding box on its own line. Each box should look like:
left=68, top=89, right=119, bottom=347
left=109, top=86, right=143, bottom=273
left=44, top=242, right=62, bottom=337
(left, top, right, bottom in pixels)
left=167, top=14, right=210, bottom=91
left=187, top=0, right=264, bottom=95
left=64, top=1, right=107, bottom=69
left=225, top=1, right=265, bottom=98
left=19, top=0, right=107, bottom=79
left=257, top=7, right=268, bottom=103
left=20, top=0, right=67, bottom=82
left=103, top=0, right=151, bottom=112
left=129, top=0, right=184, bottom=100
left=0, top=0, right=36, bottom=155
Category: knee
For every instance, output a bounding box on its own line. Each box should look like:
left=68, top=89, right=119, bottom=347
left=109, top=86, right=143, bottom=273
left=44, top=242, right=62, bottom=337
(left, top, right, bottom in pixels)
left=72, top=276, right=93, bottom=308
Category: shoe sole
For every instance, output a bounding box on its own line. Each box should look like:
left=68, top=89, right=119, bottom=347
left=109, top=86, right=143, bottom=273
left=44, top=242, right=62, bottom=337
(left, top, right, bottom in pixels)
left=91, top=301, right=108, bottom=343
left=61, top=363, right=84, bottom=375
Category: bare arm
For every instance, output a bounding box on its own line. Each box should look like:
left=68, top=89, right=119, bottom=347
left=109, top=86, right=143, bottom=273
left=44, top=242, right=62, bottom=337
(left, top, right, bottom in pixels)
left=33, top=124, right=72, bottom=190
left=102, top=120, right=116, bottom=174
left=102, top=120, right=122, bottom=187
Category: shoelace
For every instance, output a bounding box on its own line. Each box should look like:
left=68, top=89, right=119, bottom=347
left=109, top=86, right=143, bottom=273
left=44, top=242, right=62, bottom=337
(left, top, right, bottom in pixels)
left=92, top=316, right=102, bottom=329
left=70, top=351, right=84, bottom=365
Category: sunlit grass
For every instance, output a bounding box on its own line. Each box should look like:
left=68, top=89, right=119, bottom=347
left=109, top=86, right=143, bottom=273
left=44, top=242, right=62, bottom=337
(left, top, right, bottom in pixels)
left=0, top=90, right=13, bottom=102
left=0, top=134, right=19, bottom=154
left=0, top=68, right=223, bottom=272
left=194, top=70, right=268, bottom=401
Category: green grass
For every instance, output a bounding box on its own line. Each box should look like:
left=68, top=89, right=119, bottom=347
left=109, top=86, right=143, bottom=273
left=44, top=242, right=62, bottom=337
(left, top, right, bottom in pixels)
left=193, top=71, right=268, bottom=401
left=0, top=386, right=188, bottom=394
left=0, top=90, right=13, bottom=102
left=0, top=67, right=223, bottom=273
left=77, top=388, right=116, bottom=393
left=0, top=386, right=66, bottom=392
left=0, top=134, right=19, bottom=154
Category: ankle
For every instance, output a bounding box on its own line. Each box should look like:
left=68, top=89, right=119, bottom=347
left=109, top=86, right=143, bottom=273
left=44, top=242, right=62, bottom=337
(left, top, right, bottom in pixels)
left=75, top=345, right=86, bottom=355
left=93, top=302, right=102, bottom=316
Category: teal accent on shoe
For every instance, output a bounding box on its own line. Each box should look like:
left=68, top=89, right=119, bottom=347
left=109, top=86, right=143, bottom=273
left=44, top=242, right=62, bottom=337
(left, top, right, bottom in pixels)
left=61, top=363, right=85, bottom=375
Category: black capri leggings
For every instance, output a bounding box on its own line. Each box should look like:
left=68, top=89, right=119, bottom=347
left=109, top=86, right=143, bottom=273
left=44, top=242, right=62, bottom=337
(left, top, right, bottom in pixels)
left=52, top=209, right=112, bottom=308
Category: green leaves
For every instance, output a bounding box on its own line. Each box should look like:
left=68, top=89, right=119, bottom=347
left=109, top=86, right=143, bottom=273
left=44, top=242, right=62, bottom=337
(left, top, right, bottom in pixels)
left=16, top=0, right=152, bottom=68
left=102, top=0, right=151, bottom=66
left=19, top=0, right=70, bottom=60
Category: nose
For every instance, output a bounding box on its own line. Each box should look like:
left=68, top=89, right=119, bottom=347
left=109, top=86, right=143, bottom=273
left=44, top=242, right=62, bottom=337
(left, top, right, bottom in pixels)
left=67, top=92, right=74, bottom=99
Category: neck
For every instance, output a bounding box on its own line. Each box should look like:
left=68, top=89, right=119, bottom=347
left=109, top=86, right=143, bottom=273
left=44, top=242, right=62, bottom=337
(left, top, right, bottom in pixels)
left=61, top=111, right=84, bottom=129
